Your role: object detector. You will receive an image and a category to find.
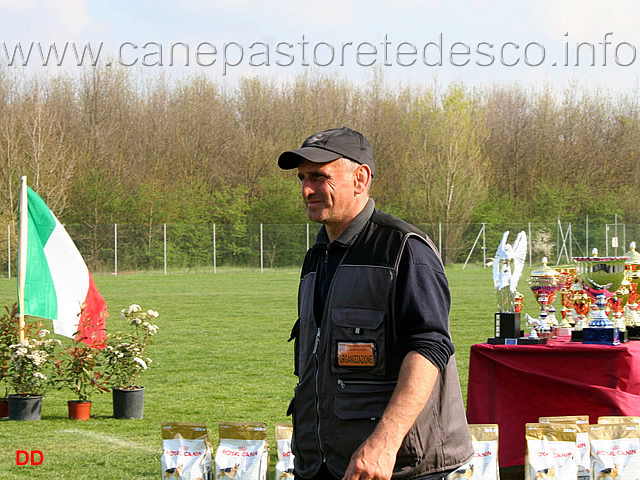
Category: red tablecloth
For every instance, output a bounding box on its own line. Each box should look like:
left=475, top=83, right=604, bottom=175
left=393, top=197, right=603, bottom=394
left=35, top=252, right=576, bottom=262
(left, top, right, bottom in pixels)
left=466, top=337, right=640, bottom=468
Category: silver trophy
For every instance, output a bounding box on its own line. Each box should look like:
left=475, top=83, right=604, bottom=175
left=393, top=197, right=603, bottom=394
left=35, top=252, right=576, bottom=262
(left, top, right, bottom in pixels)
left=573, top=248, right=628, bottom=344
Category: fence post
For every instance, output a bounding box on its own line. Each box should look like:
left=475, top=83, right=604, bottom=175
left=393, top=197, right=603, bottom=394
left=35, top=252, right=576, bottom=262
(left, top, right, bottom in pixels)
left=306, top=223, right=309, bottom=251
left=482, top=223, right=486, bottom=267
left=213, top=223, right=216, bottom=274
left=613, top=213, right=618, bottom=257
left=7, top=224, right=11, bottom=279
left=163, top=223, right=167, bottom=275
left=438, top=223, right=442, bottom=258
left=528, top=223, right=532, bottom=267
left=114, top=224, right=118, bottom=277
left=569, top=223, right=572, bottom=259
left=260, top=223, right=264, bottom=273
left=586, top=215, right=589, bottom=255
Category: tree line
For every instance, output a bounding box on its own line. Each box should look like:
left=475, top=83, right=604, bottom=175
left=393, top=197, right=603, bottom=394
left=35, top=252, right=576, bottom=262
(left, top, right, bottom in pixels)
left=1, top=66, right=639, bottom=265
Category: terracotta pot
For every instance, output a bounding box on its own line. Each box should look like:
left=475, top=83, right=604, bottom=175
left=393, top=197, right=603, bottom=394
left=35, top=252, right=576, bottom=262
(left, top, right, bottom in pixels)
left=68, top=400, right=92, bottom=421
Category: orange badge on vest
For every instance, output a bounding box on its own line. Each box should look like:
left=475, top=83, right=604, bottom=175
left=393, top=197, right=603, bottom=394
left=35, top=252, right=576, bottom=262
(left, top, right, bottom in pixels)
left=337, top=342, right=377, bottom=367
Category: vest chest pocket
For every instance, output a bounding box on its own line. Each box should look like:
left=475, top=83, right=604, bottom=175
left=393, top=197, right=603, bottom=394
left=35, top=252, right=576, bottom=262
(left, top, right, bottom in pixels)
left=330, top=307, right=387, bottom=376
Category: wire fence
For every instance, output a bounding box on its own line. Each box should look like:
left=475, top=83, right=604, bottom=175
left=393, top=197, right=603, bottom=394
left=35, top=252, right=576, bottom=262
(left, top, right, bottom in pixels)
left=1, top=218, right=637, bottom=277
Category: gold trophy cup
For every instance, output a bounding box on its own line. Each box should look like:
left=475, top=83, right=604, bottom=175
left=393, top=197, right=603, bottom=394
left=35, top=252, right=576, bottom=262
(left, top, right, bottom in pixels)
left=624, top=242, right=640, bottom=338
left=527, top=257, right=562, bottom=338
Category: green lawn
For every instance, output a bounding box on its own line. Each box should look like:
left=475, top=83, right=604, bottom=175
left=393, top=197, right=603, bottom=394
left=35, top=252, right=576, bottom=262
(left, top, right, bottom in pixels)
left=0, top=264, right=535, bottom=479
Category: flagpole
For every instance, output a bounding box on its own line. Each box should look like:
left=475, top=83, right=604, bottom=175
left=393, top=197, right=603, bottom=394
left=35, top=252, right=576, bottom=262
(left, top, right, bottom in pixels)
left=18, top=176, right=28, bottom=343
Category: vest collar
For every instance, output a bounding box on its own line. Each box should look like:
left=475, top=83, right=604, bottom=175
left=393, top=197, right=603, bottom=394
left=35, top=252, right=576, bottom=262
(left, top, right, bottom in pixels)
left=314, top=199, right=375, bottom=248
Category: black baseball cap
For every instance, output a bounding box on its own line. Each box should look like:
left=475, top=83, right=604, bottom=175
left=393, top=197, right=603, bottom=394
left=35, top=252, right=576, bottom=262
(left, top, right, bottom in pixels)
left=278, top=127, right=375, bottom=176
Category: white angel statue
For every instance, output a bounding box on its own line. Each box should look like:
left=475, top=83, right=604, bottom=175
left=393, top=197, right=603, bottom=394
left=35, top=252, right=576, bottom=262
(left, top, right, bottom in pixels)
left=493, top=230, right=527, bottom=312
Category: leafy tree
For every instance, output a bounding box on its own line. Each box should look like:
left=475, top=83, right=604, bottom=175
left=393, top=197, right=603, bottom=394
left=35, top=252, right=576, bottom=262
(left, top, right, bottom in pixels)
left=404, top=84, right=489, bottom=263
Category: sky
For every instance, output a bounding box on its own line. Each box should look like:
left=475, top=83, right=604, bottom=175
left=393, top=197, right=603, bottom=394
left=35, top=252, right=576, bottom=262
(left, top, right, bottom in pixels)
left=1, top=0, right=640, bottom=94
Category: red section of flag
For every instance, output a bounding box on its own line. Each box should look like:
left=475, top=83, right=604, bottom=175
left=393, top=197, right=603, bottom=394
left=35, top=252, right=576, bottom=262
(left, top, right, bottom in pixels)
left=76, top=272, right=108, bottom=348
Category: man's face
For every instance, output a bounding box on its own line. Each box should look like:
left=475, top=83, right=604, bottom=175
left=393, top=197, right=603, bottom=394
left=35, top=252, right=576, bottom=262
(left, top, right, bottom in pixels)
left=297, top=158, right=358, bottom=227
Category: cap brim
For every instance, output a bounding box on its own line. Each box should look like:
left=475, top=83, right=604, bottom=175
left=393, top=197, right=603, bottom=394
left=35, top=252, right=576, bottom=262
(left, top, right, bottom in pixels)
left=278, top=147, right=342, bottom=170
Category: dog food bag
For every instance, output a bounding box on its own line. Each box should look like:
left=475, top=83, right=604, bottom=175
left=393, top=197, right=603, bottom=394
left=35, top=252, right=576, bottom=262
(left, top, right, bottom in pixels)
left=589, top=423, right=640, bottom=480
left=215, top=422, right=269, bottom=480
left=597, top=416, right=640, bottom=425
left=448, top=424, right=500, bottom=480
left=539, top=416, right=590, bottom=480
left=275, top=423, right=295, bottom=479
left=524, top=423, right=578, bottom=480
left=160, top=422, right=213, bottom=480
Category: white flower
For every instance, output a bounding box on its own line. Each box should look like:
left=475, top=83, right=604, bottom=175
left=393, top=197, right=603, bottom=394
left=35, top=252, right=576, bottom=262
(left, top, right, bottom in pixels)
left=12, top=346, right=28, bottom=357
left=26, top=350, right=48, bottom=366
left=33, top=372, right=47, bottom=380
left=147, top=310, right=159, bottom=318
left=134, top=357, right=148, bottom=370
left=128, top=304, right=142, bottom=315
left=37, top=329, right=50, bottom=338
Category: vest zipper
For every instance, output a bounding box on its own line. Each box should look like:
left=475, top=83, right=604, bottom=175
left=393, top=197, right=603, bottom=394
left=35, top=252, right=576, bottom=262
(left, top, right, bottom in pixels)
left=312, top=328, right=321, bottom=354
left=312, top=244, right=348, bottom=465
left=313, top=327, right=326, bottom=462
left=337, top=379, right=398, bottom=389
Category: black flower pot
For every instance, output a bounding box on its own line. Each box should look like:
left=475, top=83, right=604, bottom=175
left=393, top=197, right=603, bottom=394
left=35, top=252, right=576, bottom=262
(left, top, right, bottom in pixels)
left=8, top=394, right=42, bottom=421
left=112, top=387, right=144, bottom=419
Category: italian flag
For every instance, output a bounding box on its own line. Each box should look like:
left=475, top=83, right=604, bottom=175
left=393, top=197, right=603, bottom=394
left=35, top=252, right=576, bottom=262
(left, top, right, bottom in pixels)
left=18, top=180, right=107, bottom=346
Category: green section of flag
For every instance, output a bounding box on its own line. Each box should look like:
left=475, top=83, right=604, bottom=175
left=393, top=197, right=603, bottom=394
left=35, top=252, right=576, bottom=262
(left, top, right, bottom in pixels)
left=22, top=187, right=58, bottom=320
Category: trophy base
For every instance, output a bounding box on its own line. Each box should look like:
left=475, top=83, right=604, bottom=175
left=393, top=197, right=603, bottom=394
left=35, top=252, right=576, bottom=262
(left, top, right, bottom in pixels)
left=571, top=330, right=583, bottom=342
left=582, top=327, right=620, bottom=345
left=627, top=325, right=640, bottom=340
left=487, top=336, right=547, bottom=345
left=620, top=329, right=629, bottom=343
left=494, top=312, right=521, bottom=338
left=559, top=327, right=572, bottom=336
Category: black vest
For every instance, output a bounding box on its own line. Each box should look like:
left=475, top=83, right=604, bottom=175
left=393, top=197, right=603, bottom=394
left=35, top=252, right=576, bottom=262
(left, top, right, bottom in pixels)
left=289, top=210, right=473, bottom=479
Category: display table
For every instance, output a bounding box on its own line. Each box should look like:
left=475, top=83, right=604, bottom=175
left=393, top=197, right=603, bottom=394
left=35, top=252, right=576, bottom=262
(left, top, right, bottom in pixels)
left=466, top=336, right=640, bottom=468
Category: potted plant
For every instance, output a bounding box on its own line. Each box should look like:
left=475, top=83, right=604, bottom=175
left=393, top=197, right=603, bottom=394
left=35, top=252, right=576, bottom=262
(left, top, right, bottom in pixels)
left=8, top=327, right=61, bottom=421
left=0, top=305, right=50, bottom=418
left=0, top=304, right=20, bottom=418
left=103, top=304, right=159, bottom=419
left=54, top=332, right=110, bottom=420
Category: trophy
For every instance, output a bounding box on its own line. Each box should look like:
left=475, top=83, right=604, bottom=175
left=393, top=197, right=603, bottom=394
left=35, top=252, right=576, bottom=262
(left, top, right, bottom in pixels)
left=571, top=287, right=591, bottom=342
left=608, top=279, right=630, bottom=333
left=527, top=257, right=562, bottom=338
left=624, top=242, right=640, bottom=339
left=556, top=265, right=577, bottom=331
left=489, top=231, right=528, bottom=344
left=573, top=248, right=628, bottom=345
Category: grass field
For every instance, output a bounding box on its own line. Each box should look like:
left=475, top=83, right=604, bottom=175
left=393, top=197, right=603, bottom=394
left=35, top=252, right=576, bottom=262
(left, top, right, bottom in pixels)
left=0, top=264, right=537, bottom=479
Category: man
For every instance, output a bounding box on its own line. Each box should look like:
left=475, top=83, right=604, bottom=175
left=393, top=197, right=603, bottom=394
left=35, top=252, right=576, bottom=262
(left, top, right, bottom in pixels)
left=279, top=127, right=473, bottom=480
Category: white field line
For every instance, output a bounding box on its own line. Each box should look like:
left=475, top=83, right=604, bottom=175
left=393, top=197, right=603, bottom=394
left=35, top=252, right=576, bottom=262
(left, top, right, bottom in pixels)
left=55, top=429, right=157, bottom=453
